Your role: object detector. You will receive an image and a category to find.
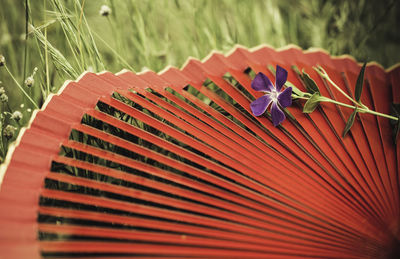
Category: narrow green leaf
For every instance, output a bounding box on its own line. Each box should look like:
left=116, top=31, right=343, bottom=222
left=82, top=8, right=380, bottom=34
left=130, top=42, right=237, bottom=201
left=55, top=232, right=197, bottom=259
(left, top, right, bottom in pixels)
left=342, top=108, right=358, bottom=137
left=303, top=93, right=321, bottom=113
left=302, top=70, right=320, bottom=94
left=354, top=62, right=367, bottom=102
left=390, top=103, right=400, bottom=144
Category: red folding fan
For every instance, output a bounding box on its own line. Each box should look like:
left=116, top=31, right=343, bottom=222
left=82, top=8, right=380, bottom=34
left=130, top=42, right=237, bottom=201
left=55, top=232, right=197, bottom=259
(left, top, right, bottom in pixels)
left=0, top=45, right=399, bottom=259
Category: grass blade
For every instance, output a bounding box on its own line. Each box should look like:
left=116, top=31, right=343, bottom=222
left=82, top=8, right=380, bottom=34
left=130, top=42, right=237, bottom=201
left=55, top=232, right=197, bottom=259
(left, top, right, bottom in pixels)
left=354, top=62, right=367, bottom=102
left=30, top=24, right=79, bottom=79
left=302, top=70, right=320, bottom=95
left=342, top=108, right=358, bottom=137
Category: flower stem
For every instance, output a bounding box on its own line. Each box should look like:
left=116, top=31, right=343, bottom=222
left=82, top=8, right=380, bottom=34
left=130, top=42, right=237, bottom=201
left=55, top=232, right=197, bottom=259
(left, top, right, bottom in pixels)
left=314, top=66, right=360, bottom=106
left=295, top=94, right=398, bottom=121
left=358, top=108, right=398, bottom=120
left=4, top=65, right=39, bottom=109
left=319, top=96, right=356, bottom=109
left=294, top=96, right=310, bottom=100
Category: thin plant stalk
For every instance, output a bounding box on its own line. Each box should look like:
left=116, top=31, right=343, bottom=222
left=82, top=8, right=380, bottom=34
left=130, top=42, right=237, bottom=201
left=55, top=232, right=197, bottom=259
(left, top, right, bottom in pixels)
left=44, top=0, right=50, bottom=97
left=4, top=65, right=39, bottom=109
left=315, top=66, right=367, bottom=109
left=92, top=30, right=134, bottom=71
left=319, top=96, right=398, bottom=120
left=76, top=0, right=85, bottom=70
left=23, top=0, right=29, bottom=85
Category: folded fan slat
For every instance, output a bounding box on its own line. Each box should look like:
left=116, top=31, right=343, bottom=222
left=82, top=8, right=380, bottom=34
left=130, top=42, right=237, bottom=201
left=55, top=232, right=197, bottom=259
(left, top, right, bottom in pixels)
left=0, top=45, right=399, bottom=258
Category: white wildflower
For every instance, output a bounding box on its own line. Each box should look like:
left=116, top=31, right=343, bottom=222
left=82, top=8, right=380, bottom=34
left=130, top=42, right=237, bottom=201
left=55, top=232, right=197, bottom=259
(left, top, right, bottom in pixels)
left=99, top=5, right=111, bottom=17
left=11, top=111, right=23, bottom=122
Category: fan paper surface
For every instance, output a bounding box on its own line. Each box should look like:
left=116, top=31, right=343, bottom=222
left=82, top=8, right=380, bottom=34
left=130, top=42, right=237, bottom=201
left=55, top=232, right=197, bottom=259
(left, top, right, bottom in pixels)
left=0, top=45, right=399, bottom=259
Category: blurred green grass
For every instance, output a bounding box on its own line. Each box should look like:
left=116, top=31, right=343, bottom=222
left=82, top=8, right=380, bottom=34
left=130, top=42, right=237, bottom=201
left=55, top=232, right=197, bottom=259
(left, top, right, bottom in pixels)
left=0, top=0, right=399, bottom=161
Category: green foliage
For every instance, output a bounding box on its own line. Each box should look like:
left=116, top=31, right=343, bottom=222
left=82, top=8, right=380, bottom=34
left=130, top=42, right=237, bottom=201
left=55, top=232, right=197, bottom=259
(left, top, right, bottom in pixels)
left=302, top=93, right=321, bottom=113
left=0, top=0, right=399, bottom=161
left=354, top=62, right=366, bottom=103
left=341, top=63, right=366, bottom=137
left=301, top=70, right=320, bottom=95
left=342, top=108, right=358, bottom=137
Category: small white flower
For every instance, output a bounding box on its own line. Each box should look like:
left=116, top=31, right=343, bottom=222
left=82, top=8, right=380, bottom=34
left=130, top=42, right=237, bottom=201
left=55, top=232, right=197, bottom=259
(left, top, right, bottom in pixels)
left=0, top=93, right=8, bottom=103
left=99, top=5, right=111, bottom=17
left=25, top=76, right=34, bottom=87
left=11, top=111, right=23, bottom=122
left=0, top=55, right=5, bottom=66
left=3, top=125, right=16, bottom=139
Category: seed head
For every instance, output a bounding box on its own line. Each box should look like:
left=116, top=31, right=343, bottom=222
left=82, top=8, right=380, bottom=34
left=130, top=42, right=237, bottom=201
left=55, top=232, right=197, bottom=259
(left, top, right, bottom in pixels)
left=99, top=5, right=111, bottom=17
left=3, top=125, right=16, bottom=139
left=0, top=93, right=8, bottom=103
left=0, top=55, right=5, bottom=67
left=11, top=111, right=23, bottom=122
left=0, top=87, right=5, bottom=95
left=25, top=76, right=34, bottom=87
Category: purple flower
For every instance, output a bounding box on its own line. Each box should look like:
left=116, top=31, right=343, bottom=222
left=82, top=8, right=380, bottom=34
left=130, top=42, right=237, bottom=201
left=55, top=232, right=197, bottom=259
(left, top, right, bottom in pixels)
left=250, top=65, right=292, bottom=126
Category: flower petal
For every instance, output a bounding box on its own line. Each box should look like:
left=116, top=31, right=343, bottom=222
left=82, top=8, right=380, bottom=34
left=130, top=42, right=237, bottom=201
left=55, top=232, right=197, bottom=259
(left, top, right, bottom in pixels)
left=251, top=73, right=274, bottom=92
left=278, top=87, right=292, bottom=108
left=250, top=95, right=272, bottom=116
left=271, top=102, right=285, bottom=126
left=275, top=65, right=288, bottom=91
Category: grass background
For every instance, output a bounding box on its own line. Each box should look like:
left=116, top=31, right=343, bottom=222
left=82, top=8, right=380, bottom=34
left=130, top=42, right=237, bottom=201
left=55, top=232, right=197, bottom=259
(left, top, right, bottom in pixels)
left=0, top=0, right=399, bottom=161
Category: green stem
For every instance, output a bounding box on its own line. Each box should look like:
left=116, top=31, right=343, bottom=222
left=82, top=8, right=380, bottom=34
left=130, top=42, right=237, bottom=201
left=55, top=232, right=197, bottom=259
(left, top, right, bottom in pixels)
left=4, top=65, right=39, bottom=109
left=92, top=30, right=134, bottom=71
left=23, top=0, right=29, bottom=85
left=44, top=0, right=50, bottom=97
left=358, top=108, right=398, bottom=120
left=294, top=95, right=311, bottom=100
left=314, top=66, right=359, bottom=106
left=319, top=96, right=356, bottom=109
left=295, top=94, right=398, bottom=121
